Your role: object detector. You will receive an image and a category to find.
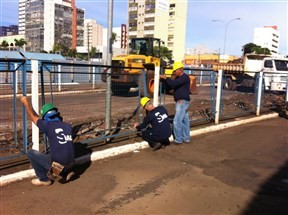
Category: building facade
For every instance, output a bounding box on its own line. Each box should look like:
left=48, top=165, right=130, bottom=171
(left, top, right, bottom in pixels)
left=18, top=0, right=84, bottom=52
left=84, top=19, right=104, bottom=49
left=0, top=25, right=18, bottom=36
left=253, top=26, right=280, bottom=55
left=128, top=0, right=187, bottom=61
left=18, top=0, right=26, bottom=35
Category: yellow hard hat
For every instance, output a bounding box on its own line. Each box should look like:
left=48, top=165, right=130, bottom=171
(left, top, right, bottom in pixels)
left=140, top=97, right=151, bottom=108
left=173, top=62, right=184, bottom=72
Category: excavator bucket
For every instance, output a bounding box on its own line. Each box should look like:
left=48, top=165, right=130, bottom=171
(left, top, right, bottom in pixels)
left=189, top=75, right=198, bottom=94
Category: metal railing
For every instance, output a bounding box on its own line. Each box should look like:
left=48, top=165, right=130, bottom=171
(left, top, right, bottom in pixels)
left=0, top=59, right=287, bottom=164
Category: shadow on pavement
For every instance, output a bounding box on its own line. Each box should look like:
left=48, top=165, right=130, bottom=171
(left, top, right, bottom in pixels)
left=65, top=142, right=93, bottom=183
left=241, top=160, right=288, bottom=215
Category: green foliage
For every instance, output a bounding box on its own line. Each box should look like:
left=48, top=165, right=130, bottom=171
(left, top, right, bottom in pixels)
left=112, top=32, right=117, bottom=44
left=154, top=45, right=173, bottom=61
left=90, top=47, right=97, bottom=58
left=0, top=40, right=9, bottom=50
left=14, top=38, right=27, bottom=48
left=242, top=43, right=271, bottom=55
left=51, top=43, right=77, bottom=57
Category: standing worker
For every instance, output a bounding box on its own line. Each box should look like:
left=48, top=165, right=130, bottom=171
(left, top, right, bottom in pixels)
left=21, top=96, right=75, bottom=186
left=160, top=62, right=191, bottom=144
left=134, top=97, right=171, bottom=151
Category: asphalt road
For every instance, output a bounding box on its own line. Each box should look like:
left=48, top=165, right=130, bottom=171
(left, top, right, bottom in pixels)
left=1, top=117, right=288, bottom=215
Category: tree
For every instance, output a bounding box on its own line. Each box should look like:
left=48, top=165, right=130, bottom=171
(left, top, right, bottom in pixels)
left=154, top=45, right=173, bottom=62
left=51, top=43, right=69, bottom=56
left=112, top=32, right=117, bottom=45
left=242, top=43, right=271, bottom=55
left=0, top=40, right=9, bottom=50
left=14, top=38, right=27, bottom=49
left=89, top=47, right=97, bottom=58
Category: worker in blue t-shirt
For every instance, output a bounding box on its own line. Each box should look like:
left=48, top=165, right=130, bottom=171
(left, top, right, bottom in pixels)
left=160, top=62, right=191, bottom=144
left=21, top=96, right=75, bottom=186
left=134, top=97, right=171, bottom=151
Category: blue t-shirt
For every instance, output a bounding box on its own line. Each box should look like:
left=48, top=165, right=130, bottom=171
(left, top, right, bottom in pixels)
left=136, top=106, right=171, bottom=141
left=166, top=73, right=190, bottom=102
left=37, top=119, right=75, bottom=166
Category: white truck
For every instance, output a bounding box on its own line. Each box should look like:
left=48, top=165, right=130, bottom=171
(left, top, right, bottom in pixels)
left=212, top=54, right=288, bottom=92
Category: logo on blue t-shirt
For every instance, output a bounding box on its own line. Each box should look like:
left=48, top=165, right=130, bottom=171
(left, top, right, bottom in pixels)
left=55, top=128, right=72, bottom=144
left=155, top=112, right=168, bottom=123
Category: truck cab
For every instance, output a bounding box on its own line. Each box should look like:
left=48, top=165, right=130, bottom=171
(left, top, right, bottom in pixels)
left=262, top=57, right=288, bottom=91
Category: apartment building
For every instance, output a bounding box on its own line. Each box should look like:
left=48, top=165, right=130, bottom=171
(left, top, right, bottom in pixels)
left=18, top=0, right=84, bottom=52
left=128, top=0, right=187, bottom=61
left=253, top=26, right=280, bottom=55
left=18, top=0, right=26, bottom=35
left=84, top=19, right=103, bottom=48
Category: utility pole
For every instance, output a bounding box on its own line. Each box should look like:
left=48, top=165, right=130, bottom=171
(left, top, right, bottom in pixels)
left=105, top=0, right=113, bottom=137
left=87, top=23, right=90, bottom=60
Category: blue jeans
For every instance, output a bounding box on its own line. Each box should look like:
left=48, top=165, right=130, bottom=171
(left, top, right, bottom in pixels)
left=27, top=149, right=52, bottom=181
left=173, top=100, right=190, bottom=143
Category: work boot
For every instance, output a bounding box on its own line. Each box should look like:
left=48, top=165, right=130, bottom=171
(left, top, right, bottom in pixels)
left=152, top=142, right=162, bottom=151
left=65, top=171, right=75, bottom=182
left=31, top=178, right=52, bottom=186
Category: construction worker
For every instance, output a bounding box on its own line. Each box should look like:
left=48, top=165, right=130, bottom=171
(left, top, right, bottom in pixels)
left=160, top=62, right=191, bottom=144
left=134, top=97, right=171, bottom=151
left=21, top=96, right=75, bottom=186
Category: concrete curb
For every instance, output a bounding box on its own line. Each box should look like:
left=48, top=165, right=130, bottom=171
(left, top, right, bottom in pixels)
left=0, top=112, right=279, bottom=187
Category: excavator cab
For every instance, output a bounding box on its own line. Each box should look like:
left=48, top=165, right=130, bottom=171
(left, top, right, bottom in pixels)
left=130, top=38, right=161, bottom=58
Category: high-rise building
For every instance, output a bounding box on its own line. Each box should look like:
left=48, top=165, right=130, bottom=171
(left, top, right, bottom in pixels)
left=18, top=0, right=26, bottom=35
left=84, top=19, right=104, bottom=48
left=18, top=0, right=84, bottom=52
left=253, top=26, right=280, bottom=55
left=128, top=0, right=187, bottom=61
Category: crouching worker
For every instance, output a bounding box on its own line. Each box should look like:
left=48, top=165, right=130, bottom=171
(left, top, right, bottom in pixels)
left=134, top=97, right=171, bottom=151
left=21, top=96, right=75, bottom=186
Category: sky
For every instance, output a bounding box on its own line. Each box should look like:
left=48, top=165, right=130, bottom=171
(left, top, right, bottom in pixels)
left=0, top=0, right=287, bottom=56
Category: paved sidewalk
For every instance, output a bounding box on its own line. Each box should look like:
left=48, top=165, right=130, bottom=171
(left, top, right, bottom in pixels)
left=1, top=114, right=288, bottom=215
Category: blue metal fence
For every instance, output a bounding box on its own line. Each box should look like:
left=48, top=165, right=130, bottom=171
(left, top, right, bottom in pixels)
left=0, top=56, right=287, bottom=163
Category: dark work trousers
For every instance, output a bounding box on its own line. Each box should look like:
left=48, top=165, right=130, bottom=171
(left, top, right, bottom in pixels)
left=141, top=128, right=170, bottom=148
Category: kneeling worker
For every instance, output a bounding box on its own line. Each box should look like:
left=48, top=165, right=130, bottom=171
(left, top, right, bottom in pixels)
left=21, top=96, right=75, bottom=186
left=134, top=97, right=171, bottom=151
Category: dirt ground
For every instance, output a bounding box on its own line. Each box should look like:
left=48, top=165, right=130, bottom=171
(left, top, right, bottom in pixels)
left=0, top=88, right=286, bottom=172
left=1, top=117, right=288, bottom=215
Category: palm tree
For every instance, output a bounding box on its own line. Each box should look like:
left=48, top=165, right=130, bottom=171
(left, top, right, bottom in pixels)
left=14, top=38, right=27, bottom=49
left=112, top=32, right=117, bottom=44
left=0, top=40, right=9, bottom=50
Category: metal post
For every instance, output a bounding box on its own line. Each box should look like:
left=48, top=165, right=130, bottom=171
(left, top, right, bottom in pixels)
left=22, top=61, right=28, bottom=153
left=105, top=0, right=113, bottom=135
left=14, top=63, right=18, bottom=94
left=92, top=66, right=96, bottom=89
left=200, top=68, right=203, bottom=85
left=286, top=75, right=288, bottom=103
left=256, top=71, right=264, bottom=116
left=285, top=75, right=288, bottom=115
left=153, top=63, right=160, bottom=107
left=58, top=65, right=62, bottom=92
left=215, top=69, right=223, bottom=124
left=31, top=60, right=40, bottom=150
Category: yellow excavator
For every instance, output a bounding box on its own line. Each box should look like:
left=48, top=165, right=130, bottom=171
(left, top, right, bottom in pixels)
left=102, top=37, right=196, bottom=96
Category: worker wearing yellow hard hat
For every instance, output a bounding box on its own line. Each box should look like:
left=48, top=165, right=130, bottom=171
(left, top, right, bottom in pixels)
left=172, top=61, right=184, bottom=72
left=159, top=62, right=191, bottom=144
left=140, top=96, right=151, bottom=108
left=134, top=97, right=171, bottom=151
